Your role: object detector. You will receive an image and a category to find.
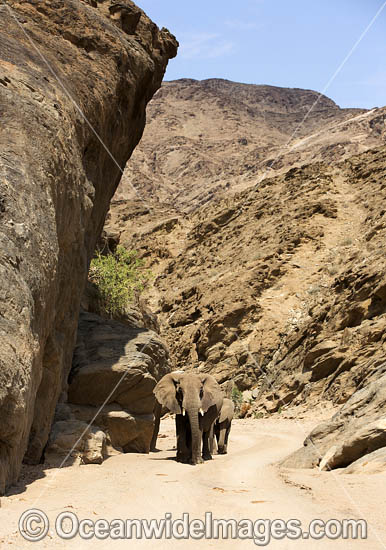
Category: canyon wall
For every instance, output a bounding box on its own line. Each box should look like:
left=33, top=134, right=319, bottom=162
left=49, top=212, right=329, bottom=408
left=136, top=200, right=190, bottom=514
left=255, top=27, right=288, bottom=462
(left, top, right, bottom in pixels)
left=0, top=0, right=177, bottom=492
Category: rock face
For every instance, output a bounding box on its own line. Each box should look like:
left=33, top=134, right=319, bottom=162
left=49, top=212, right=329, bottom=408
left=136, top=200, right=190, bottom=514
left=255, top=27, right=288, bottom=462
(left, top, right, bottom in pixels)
left=105, top=80, right=386, bottom=399
left=283, top=372, right=386, bottom=471
left=254, top=148, right=386, bottom=414
left=0, top=0, right=177, bottom=492
left=69, top=310, right=168, bottom=414
left=109, top=148, right=386, bottom=393
left=46, top=308, right=169, bottom=465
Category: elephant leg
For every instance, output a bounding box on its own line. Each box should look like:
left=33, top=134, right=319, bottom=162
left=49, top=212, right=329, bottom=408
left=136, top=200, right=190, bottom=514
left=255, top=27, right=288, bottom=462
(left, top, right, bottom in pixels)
left=189, top=410, right=204, bottom=465
left=150, top=400, right=162, bottom=452
left=214, top=422, right=220, bottom=448
left=212, top=423, right=219, bottom=454
left=209, top=423, right=215, bottom=454
left=202, top=429, right=212, bottom=461
left=223, top=423, right=231, bottom=454
left=217, top=421, right=227, bottom=454
left=176, top=414, right=191, bottom=463
left=190, top=425, right=204, bottom=465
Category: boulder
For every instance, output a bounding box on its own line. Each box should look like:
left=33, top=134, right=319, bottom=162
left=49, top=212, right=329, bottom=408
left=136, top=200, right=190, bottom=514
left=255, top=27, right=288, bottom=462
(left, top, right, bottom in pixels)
left=282, top=372, right=386, bottom=470
left=45, top=420, right=107, bottom=467
left=303, top=340, right=338, bottom=369
left=69, top=311, right=169, bottom=413
left=62, top=311, right=169, bottom=458
left=105, top=410, right=154, bottom=453
left=0, top=0, right=177, bottom=492
left=344, top=447, right=386, bottom=474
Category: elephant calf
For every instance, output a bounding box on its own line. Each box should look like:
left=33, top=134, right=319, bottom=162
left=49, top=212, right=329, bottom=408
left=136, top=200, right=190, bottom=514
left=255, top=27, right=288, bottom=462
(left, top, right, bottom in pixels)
left=213, top=397, right=234, bottom=454
left=152, top=371, right=223, bottom=465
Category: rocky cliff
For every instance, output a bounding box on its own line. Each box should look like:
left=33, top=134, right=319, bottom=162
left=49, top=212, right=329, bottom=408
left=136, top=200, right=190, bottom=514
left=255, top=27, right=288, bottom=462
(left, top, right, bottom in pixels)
left=0, top=0, right=177, bottom=492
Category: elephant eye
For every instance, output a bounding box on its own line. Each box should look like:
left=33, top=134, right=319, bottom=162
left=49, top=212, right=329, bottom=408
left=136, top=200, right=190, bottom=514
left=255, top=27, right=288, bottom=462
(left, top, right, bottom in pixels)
left=199, top=387, right=204, bottom=399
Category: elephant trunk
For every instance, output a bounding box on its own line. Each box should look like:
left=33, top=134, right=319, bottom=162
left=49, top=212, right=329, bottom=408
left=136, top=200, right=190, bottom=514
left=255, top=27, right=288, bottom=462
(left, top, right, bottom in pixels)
left=188, top=407, right=201, bottom=464
left=184, top=396, right=202, bottom=464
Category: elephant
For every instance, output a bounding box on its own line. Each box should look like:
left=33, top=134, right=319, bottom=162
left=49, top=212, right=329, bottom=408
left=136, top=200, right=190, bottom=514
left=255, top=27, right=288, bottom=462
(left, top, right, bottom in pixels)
left=152, top=371, right=224, bottom=465
left=150, top=370, right=185, bottom=453
left=213, top=397, right=234, bottom=454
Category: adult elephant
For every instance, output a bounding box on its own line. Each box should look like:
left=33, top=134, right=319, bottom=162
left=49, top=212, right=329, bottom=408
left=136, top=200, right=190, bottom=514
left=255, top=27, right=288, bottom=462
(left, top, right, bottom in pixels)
left=152, top=372, right=223, bottom=464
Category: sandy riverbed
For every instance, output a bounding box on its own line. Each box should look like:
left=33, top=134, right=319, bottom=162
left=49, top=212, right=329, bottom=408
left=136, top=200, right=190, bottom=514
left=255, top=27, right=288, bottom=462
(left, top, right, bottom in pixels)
left=1, top=415, right=385, bottom=549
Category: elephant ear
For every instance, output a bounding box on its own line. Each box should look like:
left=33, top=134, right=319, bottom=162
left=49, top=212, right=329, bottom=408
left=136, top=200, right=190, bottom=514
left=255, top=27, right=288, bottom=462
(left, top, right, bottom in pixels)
left=199, top=374, right=224, bottom=412
left=154, top=372, right=182, bottom=414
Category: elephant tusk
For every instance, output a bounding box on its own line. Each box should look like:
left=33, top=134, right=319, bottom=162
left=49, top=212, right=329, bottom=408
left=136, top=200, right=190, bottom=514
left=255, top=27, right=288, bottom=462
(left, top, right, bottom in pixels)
left=199, top=408, right=204, bottom=416
left=182, top=408, right=186, bottom=416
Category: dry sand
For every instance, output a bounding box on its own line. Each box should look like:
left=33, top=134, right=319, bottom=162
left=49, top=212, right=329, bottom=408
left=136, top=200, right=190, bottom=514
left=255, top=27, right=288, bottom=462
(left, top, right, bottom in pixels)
left=1, top=416, right=385, bottom=549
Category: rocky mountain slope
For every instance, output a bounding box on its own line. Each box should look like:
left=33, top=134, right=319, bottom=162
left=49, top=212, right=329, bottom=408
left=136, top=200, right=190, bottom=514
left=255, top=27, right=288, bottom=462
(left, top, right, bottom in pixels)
left=108, top=147, right=386, bottom=390
left=105, top=79, right=386, bottom=471
left=0, top=0, right=176, bottom=493
left=116, top=78, right=385, bottom=211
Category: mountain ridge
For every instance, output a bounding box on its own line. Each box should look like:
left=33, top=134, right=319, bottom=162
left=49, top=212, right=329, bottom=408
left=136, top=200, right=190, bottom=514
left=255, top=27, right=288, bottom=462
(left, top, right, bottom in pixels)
left=117, top=78, right=383, bottom=211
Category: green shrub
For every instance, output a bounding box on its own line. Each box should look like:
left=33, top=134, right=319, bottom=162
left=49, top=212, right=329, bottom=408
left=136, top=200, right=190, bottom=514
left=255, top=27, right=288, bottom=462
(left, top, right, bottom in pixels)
left=231, top=386, right=246, bottom=418
left=231, top=386, right=243, bottom=409
left=89, top=246, right=149, bottom=316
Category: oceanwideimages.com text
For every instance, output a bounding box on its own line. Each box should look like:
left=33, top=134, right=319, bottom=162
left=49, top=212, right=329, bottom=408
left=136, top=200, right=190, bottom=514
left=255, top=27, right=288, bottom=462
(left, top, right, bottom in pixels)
left=19, top=509, right=367, bottom=546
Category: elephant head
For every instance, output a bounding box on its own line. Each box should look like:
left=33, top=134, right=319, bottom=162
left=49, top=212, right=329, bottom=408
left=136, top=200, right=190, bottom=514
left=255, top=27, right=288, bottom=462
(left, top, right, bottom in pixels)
left=154, top=372, right=223, bottom=464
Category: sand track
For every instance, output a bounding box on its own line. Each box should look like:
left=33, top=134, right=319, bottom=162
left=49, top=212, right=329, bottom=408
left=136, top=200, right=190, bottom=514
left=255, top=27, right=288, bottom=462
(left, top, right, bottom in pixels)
left=1, top=417, right=385, bottom=549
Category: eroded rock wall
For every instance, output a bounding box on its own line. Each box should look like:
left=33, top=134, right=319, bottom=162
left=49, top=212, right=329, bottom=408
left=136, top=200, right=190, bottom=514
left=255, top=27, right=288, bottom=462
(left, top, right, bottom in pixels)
left=45, top=308, right=169, bottom=466
left=0, top=0, right=177, bottom=492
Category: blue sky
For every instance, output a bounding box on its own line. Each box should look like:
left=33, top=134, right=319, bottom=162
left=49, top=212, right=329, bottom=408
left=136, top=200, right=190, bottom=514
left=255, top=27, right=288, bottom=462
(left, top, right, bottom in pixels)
left=138, top=0, right=386, bottom=109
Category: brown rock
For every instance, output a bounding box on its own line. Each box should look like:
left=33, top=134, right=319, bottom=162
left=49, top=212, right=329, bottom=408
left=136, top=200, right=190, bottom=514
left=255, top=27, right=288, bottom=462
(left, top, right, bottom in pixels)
left=309, top=354, right=344, bottom=382
left=282, top=373, right=386, bottom=470
left=68, top=311, right=169, bottom=415
left=115, top=79, right=384, bottom=211
left=107, top=146, right=386, bottom=413
left=64, top=311, right=169, bottom=457
left=105, top=410, right=154, bottom=453
left=45, top=420, right=107, bottom=467
left=344, top=447, right=386, bottom=474
left=303, top=340, right=337, bottom=369
left=0, top=0, right=177, bottom=492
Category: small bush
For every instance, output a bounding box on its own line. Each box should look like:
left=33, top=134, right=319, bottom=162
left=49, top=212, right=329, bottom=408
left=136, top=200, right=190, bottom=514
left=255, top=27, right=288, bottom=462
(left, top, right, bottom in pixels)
left=231, top=386, right=243, bottom=417
left=231, top=386, right=243, bottom=406
left=89, top=246, right=149, bottom=316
